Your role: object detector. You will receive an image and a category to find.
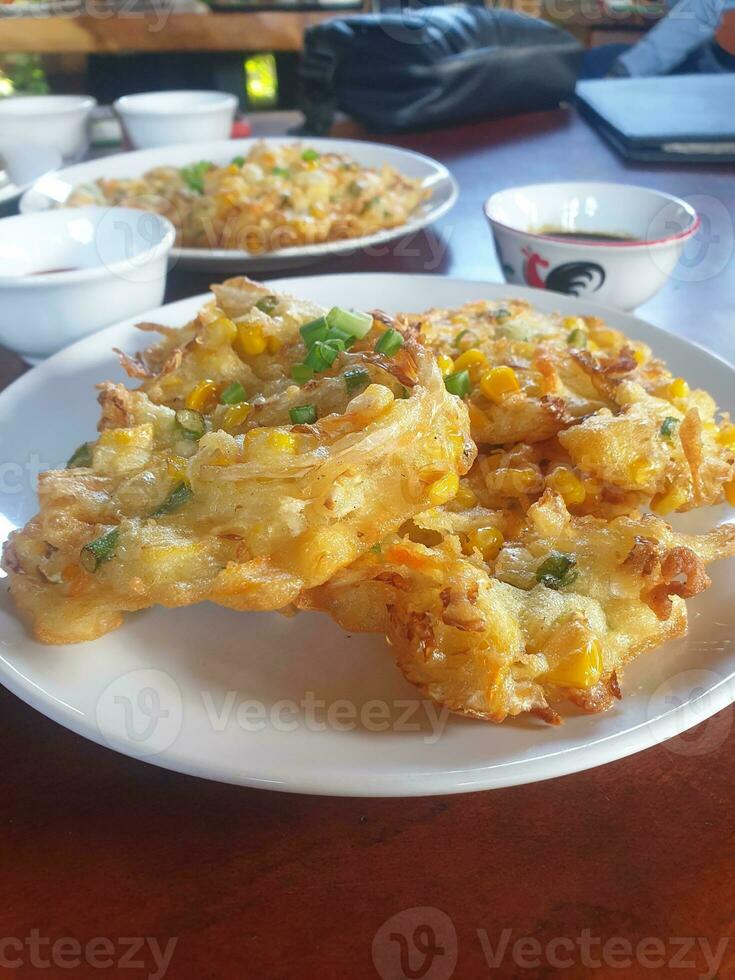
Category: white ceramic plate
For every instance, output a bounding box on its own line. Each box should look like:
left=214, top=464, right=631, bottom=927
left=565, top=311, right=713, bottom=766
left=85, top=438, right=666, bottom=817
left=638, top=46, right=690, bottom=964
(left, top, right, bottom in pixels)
left=1, top=274, right=734, bottom=796
left=19, top=138, right=458, bottom=272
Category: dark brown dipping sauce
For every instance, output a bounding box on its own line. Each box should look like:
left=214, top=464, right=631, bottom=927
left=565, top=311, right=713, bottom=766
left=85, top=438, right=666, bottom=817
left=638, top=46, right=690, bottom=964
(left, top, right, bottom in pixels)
left=28, top=267, right=81, bottom=276
left=537, top=229, right=638, bottom=243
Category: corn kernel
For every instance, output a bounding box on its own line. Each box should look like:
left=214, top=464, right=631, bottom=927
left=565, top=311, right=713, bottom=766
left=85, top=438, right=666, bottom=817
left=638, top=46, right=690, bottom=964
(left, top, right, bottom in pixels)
left=449, top=433, right=467, bottom=460
left=266, top=430, right=297, bottom=453
left=468, top=526, right=504, bottom=561
left=185, top=379, right=219, bottom=413
left=267, top=335, right=282, bottom=355
left=514, top=468, right=541, bottom=493
left=236, top=322, right=267, bottom=357
left=166, top=454, right=189, bottom=481
left=427, top=472, right=459, bottom=506
left=631, top=457, right=654, bottom=487
left=633, top=348, right=646, bottom=365
left=726, top=480, right=735, bottom=507
left=668, top=378, right=690, bottom=400
left=204, top=316, right=237, bottom=347
left=222, top=402, right=252, bottom=431
left=718, top=424, right=735, bottom=447
left=480, top=366, right=520, bottom=403
left=563, top=316, right=585, bottom=332
left=453, top=348, right=487, bottom=377
left=651, top=485, right=689, bottom=515
left=454, top=483, right=477, bottom=508
left=593, top=328, right=620, bottom=349
left=547, top=638, right=602, bottom=688
left=436, top=354, right=455, bottom=377
left=546, top=467, right=586, bottom=506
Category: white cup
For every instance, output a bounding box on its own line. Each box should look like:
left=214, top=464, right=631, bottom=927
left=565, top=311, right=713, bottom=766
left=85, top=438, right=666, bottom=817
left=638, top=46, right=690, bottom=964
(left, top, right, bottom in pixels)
left=0, top=95, right=96, bottom=178
left=114, top=90, right=238, bottom=149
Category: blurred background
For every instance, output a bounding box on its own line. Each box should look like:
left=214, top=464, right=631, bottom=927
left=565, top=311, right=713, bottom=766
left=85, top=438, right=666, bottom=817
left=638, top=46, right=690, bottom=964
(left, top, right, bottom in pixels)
left=0, top=0, right=668, bottom=114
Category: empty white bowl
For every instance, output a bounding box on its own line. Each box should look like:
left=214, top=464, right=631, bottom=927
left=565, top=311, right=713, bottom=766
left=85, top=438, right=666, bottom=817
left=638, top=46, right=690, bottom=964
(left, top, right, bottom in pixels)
left=0, top=95, right=96, bottom=167
left=114, top=90, right=238, bottom=149
left=0, top=207, right=175, bottom=361
left=485, top=182, right=700, bottom=310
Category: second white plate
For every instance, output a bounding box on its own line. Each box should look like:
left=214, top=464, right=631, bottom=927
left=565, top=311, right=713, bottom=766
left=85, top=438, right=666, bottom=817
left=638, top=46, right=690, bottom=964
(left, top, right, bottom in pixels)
left=19, top=137, right=458, bottom=272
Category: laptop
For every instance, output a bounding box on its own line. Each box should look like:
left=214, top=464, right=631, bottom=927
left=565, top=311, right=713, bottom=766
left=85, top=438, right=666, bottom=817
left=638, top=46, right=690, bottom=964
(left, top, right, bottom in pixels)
left=576, top=75, right=735, bottom=163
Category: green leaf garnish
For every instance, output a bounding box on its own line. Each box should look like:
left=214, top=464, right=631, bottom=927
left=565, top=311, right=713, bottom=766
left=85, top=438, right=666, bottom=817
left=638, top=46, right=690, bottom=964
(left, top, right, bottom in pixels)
left=536, top=552, right=578, bottom=590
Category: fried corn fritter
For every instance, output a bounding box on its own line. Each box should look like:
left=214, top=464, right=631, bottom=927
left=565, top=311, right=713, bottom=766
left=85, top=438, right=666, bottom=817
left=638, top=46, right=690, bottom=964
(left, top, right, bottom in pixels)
left=65, top=142, right=430, bottom=253
left=2, top=280, right=473, bottom=644
left=401, top=300, right=735, bottom=515
left=301, top=484, right=735, bottom=723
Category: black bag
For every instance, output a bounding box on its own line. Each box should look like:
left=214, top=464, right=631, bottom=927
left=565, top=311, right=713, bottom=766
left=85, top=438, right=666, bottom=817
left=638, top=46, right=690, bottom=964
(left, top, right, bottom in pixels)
left=298, top=6, right=582, bottom=134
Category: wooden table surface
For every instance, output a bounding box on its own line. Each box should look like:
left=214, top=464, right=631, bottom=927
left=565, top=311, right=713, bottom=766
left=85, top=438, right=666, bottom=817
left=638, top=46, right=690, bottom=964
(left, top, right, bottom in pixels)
left=2, top=108, right=735, bottom=980
left=0, top=10, right=353, bottom=54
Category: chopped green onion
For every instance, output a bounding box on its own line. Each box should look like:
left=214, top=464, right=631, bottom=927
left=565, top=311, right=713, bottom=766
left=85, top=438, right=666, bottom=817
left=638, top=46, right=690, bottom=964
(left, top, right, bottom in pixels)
left=231, top=155, right=246, bottom=167
left=660, top=416, right=679, bottom=438
left=300, top=315, right=329, bottom=346
left=180, top=160, right=214, bottom=194
left=255, top=295, right=279, bottom=315
left=289, top=404, right=317, bottom=425
left=398, top=385, right=410, bottom=399
left=175, top=408, right=206, bottom=441
left=370, top=542, right=382, bottom=553
left=361, top=196, right=379, bottom=213
left=66, top=442, right=93, bottom=468
left=327, top=306, right=373, bottom=339
left=152, top=482, right=193, bottom=517
left=344, top=366, right=370, bottom=392
left=325, top=323, right=355, bottom=347
left=272, top=166, right=289, bottom=177
left=291, top=363, right=314, bottom=383
left=495, top=307, right=511, bottom=322
left=301, top=148, right=320, bottom=162
left=80, top=528, right=119, bottom=573
left=375, top=328, right=403, bottom=357
left=536, top=552, right=578, bottom=590
left=454, top=328, right=477, bottom=349
left=220, top=382, right=247, bottom=405
left=305, top=340, right=341, bottom=373
left=444, top=369, right=471, bottom=398
left=348, top=181, right=362, bottom=197
left=567, top=327, right=587, bottom=348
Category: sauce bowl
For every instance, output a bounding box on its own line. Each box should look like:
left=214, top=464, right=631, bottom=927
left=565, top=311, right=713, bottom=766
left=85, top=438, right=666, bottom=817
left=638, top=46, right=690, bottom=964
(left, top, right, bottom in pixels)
left=0, top=207, right=175, bottom=362
left=485, top=182, right=700, bottom=310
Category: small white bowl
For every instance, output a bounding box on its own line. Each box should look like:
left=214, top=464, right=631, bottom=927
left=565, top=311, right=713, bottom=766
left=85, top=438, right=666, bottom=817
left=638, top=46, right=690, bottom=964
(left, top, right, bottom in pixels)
left=484, top=182, right=700, bottom=311
left=0, top=207, right=175, bottom=362
left=0, top=95, right=96, bottom=165
left=114, top=90, right=238, bottom=149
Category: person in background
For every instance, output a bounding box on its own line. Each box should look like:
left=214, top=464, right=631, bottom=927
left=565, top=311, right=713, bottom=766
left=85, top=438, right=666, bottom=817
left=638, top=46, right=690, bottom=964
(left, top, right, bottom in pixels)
left=581, top=0, right=735, bottom=77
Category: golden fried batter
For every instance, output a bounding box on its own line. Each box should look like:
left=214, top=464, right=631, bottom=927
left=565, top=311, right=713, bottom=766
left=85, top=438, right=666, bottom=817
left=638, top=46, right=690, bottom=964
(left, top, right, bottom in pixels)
left=400, top=299, right=735, bottom=515
left=2, top=281, right=473, bottom=643
left=65, top=142, right=430, bottom=253
left=302, top=485, right=735, bottom=723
